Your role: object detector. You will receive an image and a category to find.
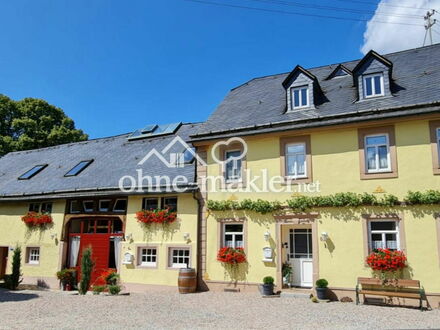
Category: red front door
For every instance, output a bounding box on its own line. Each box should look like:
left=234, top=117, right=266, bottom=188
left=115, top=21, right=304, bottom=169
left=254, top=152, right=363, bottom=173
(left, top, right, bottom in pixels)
left=68, top=218, right=123, bottom=288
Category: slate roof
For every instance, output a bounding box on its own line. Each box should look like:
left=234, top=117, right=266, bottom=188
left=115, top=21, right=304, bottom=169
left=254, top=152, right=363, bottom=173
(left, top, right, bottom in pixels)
left=0, top=123, right=201, bottom=200
left=192, top=44, right=440, bottom=141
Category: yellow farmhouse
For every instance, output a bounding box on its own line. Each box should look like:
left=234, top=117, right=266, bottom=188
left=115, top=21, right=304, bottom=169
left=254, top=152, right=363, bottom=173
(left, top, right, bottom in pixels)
left=0, top=44, right=439, bottom=307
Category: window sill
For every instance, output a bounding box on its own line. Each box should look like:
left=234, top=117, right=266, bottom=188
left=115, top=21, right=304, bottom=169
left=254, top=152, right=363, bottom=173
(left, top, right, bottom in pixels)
left=360, top=171, right=398, bottom=180
left=282, top=176, right=312, bottom=185
left=136, top=265, right=158, bottom=269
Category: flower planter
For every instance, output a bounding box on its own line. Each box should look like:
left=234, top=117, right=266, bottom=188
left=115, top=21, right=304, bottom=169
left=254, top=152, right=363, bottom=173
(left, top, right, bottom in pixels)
left=316, top=287, right=327, bottom=300
left=21, top=212, right=53, bottom=227
left=136, top=209, right=177, bottom=225
left=262, top=283, right=274, bottom=296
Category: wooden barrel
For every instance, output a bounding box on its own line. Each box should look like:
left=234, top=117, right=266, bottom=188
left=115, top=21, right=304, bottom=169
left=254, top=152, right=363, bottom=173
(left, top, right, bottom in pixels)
left=178, top=268, right=197, bottom=294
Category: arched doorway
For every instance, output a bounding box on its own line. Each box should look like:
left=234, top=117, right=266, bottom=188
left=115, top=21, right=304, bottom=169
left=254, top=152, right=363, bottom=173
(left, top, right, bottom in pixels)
left=66, top=217, right=124, bottom=286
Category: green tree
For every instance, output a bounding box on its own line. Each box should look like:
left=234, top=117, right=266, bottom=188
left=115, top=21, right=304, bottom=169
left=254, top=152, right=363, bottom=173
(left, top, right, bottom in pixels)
left=0, top=94, right=87, bottom=155
left=78, top=247, right=94, bottom=295
left=9, top=246, right=23, bottom=290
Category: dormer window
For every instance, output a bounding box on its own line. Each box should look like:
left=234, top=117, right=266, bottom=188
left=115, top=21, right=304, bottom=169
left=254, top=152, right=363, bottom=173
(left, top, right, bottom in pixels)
left=363, top=73, right=384, bottom=98
left=291, top=86, right=309, bottom=109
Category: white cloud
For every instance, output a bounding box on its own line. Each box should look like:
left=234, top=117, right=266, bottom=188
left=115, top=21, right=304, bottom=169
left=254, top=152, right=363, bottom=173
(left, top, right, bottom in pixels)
left=361, top=0, right=440, bottom=54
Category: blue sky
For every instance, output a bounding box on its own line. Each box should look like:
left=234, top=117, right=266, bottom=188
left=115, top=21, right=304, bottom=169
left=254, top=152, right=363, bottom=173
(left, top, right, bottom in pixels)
left=0, top=0, right=436, bottom=138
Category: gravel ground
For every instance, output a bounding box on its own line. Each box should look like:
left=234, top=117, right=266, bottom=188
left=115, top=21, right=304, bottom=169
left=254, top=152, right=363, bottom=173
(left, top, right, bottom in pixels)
left=0, top=289, right=439, bottom=329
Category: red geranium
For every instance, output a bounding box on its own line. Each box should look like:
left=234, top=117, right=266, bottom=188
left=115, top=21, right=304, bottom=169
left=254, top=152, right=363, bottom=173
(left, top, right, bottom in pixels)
left=366, top=248, right=407, bottom=272
left=217, top=247, right=247, bottom=265
left=136, top=208, right=177, bottom=225
left=21, top=212, right=53, bottom=227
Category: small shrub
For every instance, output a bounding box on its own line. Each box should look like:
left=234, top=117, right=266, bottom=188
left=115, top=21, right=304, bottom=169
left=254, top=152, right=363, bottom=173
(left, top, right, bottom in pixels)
left=263, top=276, right=274, bottom=285
left=9, top=246, right=23, bottom=290
left=315, top=278, right=328, bottom=288
left=105, top=272, right=120, bottom=286
left=108, top=284, right=121, bottom=295
left=282, top=263, right=292, bottom=278
left=92, top=285, right=106, bottom=295
left=340, top=296, right=353, bottom=303
left=78, top=247, right=94, bottom=295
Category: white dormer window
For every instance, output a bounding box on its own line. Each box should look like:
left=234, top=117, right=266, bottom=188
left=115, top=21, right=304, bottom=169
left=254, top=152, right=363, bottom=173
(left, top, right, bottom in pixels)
left=363, top=73, right=384, bottom=98
left=291, top=86, right=309, bottom=109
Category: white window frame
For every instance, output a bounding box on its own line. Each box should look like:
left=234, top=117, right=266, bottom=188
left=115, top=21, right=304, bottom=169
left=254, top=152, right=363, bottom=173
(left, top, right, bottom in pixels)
left=29, top=203, right=41, bottom=213
left=138, top=247, right=157, bottom=267
left=285, top=142, right=307, bottom=179
left=291, top=86, right=309, bottom=109
left=168, top=248, right=191, bottom=269
left=223, top=223, right=244, bottom=249
left=113, top=199, right=127, bottom=213
left=363, top=73, right=384, bottom=98
left=27, top=247, right=40, bottom=265
left=368, top=220, right=400, bottom=251
left=365, top=133, right=391, bottom=173
left=224, top=149, right=242, bottom=183
left=40, top=202, right=52, bottom=214
left=69, top=201, right=81, bottom=214
left=83, top=200, right=94, bottom=213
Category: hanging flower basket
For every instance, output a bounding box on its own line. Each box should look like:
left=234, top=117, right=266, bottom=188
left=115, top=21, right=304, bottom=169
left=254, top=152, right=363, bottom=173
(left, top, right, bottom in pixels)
left=135, top=209, right=177, bottom=225
left=21, top=212, right=53, bottom=227
left=366, top=248, right=407, bottom=284
left=217, top=247, right=247, bottom=265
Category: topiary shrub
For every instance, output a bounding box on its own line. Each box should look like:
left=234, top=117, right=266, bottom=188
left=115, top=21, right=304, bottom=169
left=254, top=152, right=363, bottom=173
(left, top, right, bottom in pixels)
left=315, top=278, right=328, bottom=288
left=78, top=247, right=94, bottom=295
left=108, top=284, right=121, bottom=295
left=9, top=246, right=23, bottom=290
left=263, top=276, right=274, bottom=285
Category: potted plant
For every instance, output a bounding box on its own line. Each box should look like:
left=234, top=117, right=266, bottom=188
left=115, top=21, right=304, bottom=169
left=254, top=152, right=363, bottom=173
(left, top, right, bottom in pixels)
left=315, top=278, right=328, bottom=300
left=282, top=262, right=292, bottom=286
left=262, top=276, right=275, bottom=296
left=56, top=268, right=75, bottom=291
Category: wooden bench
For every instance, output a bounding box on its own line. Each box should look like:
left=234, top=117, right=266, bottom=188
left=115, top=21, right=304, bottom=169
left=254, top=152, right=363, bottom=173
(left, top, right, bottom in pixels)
left=356, top=277, right=425, bottom=310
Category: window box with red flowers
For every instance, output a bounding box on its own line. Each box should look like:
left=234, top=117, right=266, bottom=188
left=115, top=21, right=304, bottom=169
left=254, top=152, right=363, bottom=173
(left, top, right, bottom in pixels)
left=217, top=247, right=248, bottom=283
left=21, top=212, right=53, bottom=228
left=135, top=209, right=177, bottom=225
left=365, top=248, right=408, bottom=283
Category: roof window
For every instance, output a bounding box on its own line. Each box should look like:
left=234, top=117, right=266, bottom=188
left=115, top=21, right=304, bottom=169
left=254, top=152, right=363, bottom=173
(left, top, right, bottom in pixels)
left=18, top=164, right=48, bottom=180
left=65, top=160, right=93, bottom=177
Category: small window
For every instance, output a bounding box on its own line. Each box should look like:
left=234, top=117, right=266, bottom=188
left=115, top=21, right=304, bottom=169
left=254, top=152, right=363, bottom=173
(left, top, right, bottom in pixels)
left=183, top=147, right=196, bottom=164
left=113, top=199, right=127, bottom=213
left=368, top=220, right=400, bottom=251
left=29, top=203, right=40, bottom=213
left=70, top=200, right=81, bottom=214
left=99, top=200, right=111, bottom=212
left=27, top=247, right=40, bottom=265
left=138, top=247, right=157, bottom=267
left=64, top=160, right=93, bottom=177
left=83, top=200, right=94, bottom=213
left=285, top=143, right=307, bottom=178
left=169, top=248, right=190, bottom=268
left=143, top=198, right=159, bottom=211
left=162, top=197, right=177, bottom=212
left=363, top=73, right=384, bottom=98
left=18, top=164, right=48, bottom=180
left=40, top=203, right=52, bottom=214
left=291, top=86, right=309, bottom=109
left=225, top=150, right=242, bottom=182
left=365, top=134, right=391, bottom=173
left=223, top=223, right=244, bottom=248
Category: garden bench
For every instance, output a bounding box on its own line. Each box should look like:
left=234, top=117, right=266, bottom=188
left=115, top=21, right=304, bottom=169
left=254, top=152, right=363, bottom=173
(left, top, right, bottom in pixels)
left=355, top=277, right=425, bottom=310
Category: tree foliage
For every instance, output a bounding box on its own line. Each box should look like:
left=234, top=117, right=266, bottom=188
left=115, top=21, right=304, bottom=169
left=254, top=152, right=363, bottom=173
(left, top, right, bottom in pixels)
left=0, top=94, right=88, bottom=155
left=10, top=246, right=23, bottom=290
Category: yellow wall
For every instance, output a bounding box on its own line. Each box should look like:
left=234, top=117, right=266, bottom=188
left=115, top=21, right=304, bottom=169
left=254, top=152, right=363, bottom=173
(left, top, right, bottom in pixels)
left=120, top=193, right=198, bottom=287
left=203, top=117, right=440, bottom=292
left=0, top=200, right=66, bottom=283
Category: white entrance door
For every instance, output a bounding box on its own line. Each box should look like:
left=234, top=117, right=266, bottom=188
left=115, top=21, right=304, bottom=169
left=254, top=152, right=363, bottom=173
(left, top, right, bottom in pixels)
left=289, top=228, right=313, bottom=287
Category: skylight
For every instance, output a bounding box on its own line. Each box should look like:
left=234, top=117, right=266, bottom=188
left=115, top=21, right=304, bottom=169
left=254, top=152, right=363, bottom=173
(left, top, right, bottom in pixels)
left=128, top=122, right=182, bottom=140
left=65, top=160, right=94, bottom=177
left=18, top=164, right=48, bottom=180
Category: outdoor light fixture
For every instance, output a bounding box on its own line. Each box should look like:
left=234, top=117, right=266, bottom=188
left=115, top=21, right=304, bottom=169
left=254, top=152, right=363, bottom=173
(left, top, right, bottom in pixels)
left=183, top=232, right=190, bottom=241
left=320, top=232, right=329, bottom=242
left=264, top=231, right=270, bottom=241
left=126, top=233, right=133, bottom=241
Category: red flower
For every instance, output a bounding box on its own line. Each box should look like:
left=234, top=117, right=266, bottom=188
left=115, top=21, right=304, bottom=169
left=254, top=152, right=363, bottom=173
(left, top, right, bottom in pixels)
left=136, top=208, right=177, bottom=225
left=366, top=249, right=407, bottom=272
left=21, top=212, right=53, bottom=227
left=217, top=247, right=247, bottom=265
